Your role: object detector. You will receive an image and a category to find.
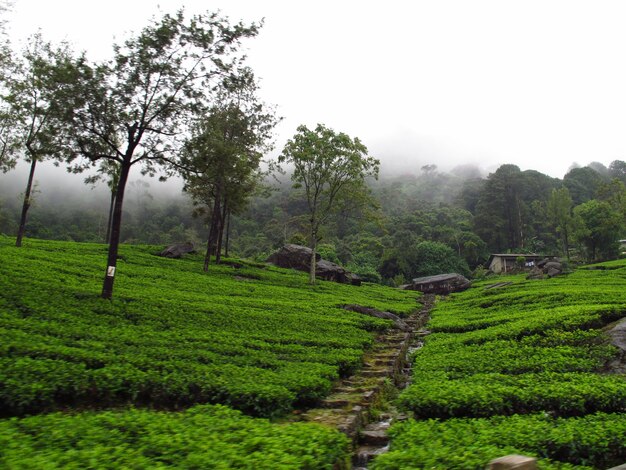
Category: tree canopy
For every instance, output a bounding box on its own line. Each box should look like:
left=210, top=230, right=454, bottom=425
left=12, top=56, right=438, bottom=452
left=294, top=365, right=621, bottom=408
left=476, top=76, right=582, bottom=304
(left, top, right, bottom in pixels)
left=180, top=76, right=278, bottom=270
left=55, top=10, right=261, bottom=298
left=279, top=123, right=379, bottom=284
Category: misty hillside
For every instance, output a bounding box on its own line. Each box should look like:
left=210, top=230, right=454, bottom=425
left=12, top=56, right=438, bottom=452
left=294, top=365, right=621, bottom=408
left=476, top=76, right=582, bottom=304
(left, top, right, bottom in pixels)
left=3, top=159, right=625, bottom=288
left=2, top=4, right=626, bottom=468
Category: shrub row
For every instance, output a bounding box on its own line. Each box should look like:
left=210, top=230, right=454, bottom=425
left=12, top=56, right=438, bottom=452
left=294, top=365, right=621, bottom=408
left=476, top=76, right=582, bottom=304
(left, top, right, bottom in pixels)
left=384, top=260, right=626, bottom=468
left=372, top=412, right=626, bottom=469
left=0, top=238, right=419, bottom=417
left=400, top=262, right=626, bottom=419
left=0, top=404, right=351, bottom=469
left=399, top=371, right=626, bottom=418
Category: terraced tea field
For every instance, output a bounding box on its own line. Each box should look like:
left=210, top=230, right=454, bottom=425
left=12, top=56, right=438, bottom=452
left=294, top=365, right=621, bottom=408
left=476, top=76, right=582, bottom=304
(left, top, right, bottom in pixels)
left=5, top=236, right=626, bottom=468
left=373, top=259, right=626, bottom=469
left=0, top=237, right=418, bottom=468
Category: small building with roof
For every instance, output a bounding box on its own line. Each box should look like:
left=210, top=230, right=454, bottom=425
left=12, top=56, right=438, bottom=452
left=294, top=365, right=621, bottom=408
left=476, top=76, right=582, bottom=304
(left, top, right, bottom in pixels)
left=487, top=254, right=547, bottom=274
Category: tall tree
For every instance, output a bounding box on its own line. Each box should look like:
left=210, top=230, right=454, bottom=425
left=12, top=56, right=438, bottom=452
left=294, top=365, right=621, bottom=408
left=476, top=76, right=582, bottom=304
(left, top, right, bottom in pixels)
left=473, top=164, right=558, bottom=253
left=573, top=199, right=622, bottom=262
left=3, top=35, right=75, bottom=247
left=0, top=103, right=18, bottom=173
left=563, top=166, right=606, bottom=205
left=180, top=75, right=278, bottom=270
left=58, top=10, right=259, bottom=299
left=608, top=160, right=626, bottom=184
left=0, top=1, right=14, bottom=173
left=547, top=187, right=574, bottom=259
left=473, top=164, right=525, bottom=252
left=279, top=124, right=379, bottom=284
left=597, top=179, right=626, bottom=236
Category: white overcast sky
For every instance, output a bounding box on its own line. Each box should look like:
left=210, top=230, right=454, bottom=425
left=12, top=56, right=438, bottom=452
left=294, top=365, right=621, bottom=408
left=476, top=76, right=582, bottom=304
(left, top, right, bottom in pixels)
left=6, top=0, right=626, bottom=178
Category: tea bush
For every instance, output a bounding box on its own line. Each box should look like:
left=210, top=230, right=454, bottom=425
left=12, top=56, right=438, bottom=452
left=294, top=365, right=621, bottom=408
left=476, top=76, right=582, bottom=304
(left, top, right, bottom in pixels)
left=385, top=258, right=626, bottom=468
left=0, top=404, right=350, bottom=469
left=0, top=237, right=419, bottom=417
left=372, top=412, right=626, bottom=469
left=400, top=264, right=626, bottom=419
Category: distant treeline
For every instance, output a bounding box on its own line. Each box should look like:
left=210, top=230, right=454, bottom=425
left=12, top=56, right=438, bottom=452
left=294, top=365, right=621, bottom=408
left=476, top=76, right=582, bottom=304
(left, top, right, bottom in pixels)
left=1, top=159, right=625, bottom=284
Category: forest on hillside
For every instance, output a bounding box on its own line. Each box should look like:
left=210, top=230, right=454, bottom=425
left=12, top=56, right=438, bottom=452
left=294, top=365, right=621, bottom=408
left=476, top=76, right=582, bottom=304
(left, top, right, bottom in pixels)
left=2, top=158, right=626, bottom=286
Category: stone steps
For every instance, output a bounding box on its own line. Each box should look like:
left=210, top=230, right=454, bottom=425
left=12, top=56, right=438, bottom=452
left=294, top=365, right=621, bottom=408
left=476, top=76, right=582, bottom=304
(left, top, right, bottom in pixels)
left=297, top=295, right=436, bottom=467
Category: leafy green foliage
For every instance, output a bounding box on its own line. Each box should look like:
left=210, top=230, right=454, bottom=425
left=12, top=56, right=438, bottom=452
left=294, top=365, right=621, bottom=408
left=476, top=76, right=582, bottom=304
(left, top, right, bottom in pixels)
left=0, top=237, right=418, bottom=417
left=383, top=259, right=626, bottom=468
left=0, top=404, right=350, bottom=469
left=399, top=267, right=626, bottom=418
left=573, top=199, right=622, bottom=262
left=473, top=164, right=560, bottom=252
left=372, top=412, right=626, bottom=469
left=411, top=241, right=470, bottom=277
left=53, top=9, right=263, bottom=298
left=279, top=123, right=379, bottom=283
left=399, top=372, right=626, bottom=418
left=179, top=84, right=278, bottom=269
left=564, top=166, right=607, bottom=206
left=547, top=187, right=574, bottom=259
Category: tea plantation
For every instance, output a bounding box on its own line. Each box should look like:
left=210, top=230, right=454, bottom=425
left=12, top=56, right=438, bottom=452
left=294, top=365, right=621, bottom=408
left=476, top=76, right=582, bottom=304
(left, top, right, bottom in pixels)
left=5, top=236, right=626, bottom=469
left=373, top=259, right=626, bottom=469
left=0, top=236, right=419, bottom=468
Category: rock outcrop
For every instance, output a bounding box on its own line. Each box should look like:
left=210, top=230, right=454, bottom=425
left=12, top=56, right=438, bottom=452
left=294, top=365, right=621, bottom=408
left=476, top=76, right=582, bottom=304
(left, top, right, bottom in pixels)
left=527, top=257, right=563, bottom=279
left=402, top=273, right=471, bottom=294
left=266, top=243, right=320, bottom=269
left=267, top=244, right=361, bottom=286
left=159, top=242, right=195, bottom=258
left=342, top=304, right=409, bottom=331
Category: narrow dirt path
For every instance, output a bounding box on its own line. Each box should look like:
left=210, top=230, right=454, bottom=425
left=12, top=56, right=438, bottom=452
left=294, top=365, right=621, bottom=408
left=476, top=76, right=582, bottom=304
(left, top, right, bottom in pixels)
left=300, top=294, right=436, bottom=468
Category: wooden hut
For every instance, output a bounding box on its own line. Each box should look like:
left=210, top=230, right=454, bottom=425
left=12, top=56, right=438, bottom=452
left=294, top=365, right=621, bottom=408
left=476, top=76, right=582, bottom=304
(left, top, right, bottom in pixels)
left=487, top=254, right=546, bottom=274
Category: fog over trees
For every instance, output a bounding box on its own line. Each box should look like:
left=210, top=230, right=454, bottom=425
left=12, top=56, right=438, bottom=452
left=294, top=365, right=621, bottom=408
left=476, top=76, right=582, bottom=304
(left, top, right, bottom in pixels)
left=3, top=156, right=625, bottom=285
left=0, top=5, right=625, bottom=289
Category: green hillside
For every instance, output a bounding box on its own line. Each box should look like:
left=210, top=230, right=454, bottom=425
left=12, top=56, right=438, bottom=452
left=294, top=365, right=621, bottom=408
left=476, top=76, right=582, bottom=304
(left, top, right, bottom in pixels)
left=5, top=237, right=626, bottom=468
left=373, top=259, right=626, bottom=469
left=0, top=237, right=419, bottom=468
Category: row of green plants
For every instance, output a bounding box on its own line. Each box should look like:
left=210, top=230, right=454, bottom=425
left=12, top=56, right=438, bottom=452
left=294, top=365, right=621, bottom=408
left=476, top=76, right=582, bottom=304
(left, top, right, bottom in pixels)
left=372, top=412, right=626, bottom=469
left=0, top=404, right=350, bottom=469
left=398, top=371, right=626, bottom=418
left=378, top=259, right=626, bottom=468
left=0, top=237, right=419, bottom=417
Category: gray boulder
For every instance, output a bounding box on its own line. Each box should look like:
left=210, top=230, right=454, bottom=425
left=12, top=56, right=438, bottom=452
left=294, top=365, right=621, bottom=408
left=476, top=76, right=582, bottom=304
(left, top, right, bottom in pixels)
left=526, top=258, right=563, bottom=279
left=267, top=244, right=361, bottom=286
left=266, top=244, right=320, bottom=270
left=403, top=273, right=471, bottom=295
left=342, top=304, right=409, bottom=331
left=159, top=242, right=195, bottom=258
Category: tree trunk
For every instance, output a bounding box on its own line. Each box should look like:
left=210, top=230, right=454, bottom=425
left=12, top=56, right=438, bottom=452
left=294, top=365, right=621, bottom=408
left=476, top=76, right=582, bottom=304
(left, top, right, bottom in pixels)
left=101, top=161, right=131, bottom=300
left=204, top=197, right=221, bottom=271
left=215, top=198, right=227, bottom=264
left=15, top=158, right=38, bottom=247
left=517, top=200, right=524, bottom=249
left=224, top=210, right=231, bottom=258
left=563, top=227, right=570, bottom=261
left=309, top=226, right=317, bottom=285
left=105, top=189, right=115, bottom=244
left=203, top=223, right=212, bottom=272
left=591, top=240, right=596, bottom=262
